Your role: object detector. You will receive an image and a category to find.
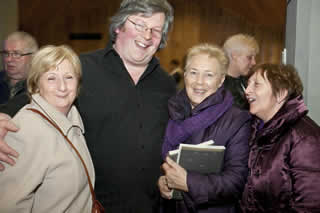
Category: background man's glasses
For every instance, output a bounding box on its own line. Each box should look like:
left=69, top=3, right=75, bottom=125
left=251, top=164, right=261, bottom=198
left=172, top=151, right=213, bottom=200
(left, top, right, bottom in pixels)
left=0, top=51, right=33, bottom=59
left=127, top=19, right=162, bottom=38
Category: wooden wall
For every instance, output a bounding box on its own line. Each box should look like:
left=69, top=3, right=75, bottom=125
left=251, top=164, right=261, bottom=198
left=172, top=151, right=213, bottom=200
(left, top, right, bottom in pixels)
left=18, top=0, right=286, bottom=71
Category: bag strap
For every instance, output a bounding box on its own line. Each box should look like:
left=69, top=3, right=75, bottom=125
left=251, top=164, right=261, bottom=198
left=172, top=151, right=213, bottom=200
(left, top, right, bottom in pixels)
left=27, top=108, right=96, bottom=201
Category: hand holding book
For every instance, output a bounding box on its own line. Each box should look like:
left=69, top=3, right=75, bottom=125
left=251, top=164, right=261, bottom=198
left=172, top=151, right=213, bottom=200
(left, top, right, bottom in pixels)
left=164, top=156, right=188, bottom=192
left=166, top=140, right=225, bottom=200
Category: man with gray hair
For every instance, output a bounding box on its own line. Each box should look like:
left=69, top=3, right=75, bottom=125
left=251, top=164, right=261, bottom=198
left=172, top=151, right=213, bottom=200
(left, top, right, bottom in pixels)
left=0, top=31, right=38, bottom=105
left=223, top=33, right=259, bottom=110
left=0, top=0, right=175, bottom=212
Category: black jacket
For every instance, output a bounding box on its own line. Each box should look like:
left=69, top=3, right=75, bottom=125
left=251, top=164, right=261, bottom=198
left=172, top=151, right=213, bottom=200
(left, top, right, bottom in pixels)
left=223, top=75, right=249, bottom=110
left=0, top=71, right=29, bottom=115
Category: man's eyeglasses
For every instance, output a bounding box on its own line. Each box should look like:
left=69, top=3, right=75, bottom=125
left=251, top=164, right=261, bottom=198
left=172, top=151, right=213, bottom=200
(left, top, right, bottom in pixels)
left=0, top=51, right=33, bottom=59
left=127, top=19, right=162, bottom=39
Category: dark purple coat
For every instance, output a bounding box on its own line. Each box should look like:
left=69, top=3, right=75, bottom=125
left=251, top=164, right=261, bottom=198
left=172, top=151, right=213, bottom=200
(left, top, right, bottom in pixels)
left=241, top=96, right=320, bottom=212
left=162, top=88, right=251, bottom=213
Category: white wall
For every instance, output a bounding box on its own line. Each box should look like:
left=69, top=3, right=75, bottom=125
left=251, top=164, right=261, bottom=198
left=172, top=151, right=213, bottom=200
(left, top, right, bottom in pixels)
left=307, top=1, right=320, bottom=123
left=0, top=0, right=18, bottom=69
left=286, top=0, right=320, bottom=124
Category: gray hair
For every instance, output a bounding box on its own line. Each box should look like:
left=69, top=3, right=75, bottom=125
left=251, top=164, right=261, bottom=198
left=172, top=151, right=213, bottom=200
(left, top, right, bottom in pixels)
left=5, top=31, right=39, bottom=53
left=109, top=0, right=174, bottom=49
left=185, top=43, right=229, bottom=75
left=223, top=34, right=259, bottom=60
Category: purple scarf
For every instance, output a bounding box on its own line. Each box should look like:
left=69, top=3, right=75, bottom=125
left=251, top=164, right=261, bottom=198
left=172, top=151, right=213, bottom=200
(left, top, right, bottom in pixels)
left=162, top=89, right=233, bottom=159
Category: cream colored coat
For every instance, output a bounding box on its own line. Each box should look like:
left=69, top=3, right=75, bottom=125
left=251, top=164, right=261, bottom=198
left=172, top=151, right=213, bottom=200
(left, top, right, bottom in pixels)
left=0, top=94, right=95, bottom=213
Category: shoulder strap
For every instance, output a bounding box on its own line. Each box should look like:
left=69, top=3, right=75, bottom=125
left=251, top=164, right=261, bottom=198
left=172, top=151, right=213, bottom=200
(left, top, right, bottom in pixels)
left=27, top=108, right=96, bottom=201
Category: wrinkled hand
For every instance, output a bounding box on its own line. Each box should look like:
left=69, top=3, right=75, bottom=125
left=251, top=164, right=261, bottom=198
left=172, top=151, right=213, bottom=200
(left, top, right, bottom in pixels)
left=162, top=156, right=188, bottom=192
left=0, top=113, right=19, bottom=171
left=158, top=175, right=172, bottom=199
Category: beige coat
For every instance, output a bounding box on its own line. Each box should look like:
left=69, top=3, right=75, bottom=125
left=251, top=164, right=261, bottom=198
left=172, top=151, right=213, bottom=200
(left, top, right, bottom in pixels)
left=0, top=94, right=95, bottom=213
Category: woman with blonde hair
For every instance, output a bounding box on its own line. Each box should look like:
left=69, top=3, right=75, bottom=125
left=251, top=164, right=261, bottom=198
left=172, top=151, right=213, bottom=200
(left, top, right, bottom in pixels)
left=159, top=43, right=251, bottom=213
left=0, top=45, right=95, bottom=213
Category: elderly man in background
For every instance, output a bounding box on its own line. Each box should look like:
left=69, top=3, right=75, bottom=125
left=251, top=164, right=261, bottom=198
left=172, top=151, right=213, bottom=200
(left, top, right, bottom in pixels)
left=223, top=34, right=259, bottom=110
left=0, top=31, right=38, bottom=105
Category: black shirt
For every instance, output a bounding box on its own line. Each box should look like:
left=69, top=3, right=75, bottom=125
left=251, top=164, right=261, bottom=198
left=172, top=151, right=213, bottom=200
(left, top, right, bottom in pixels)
left=0, top=71, right=29, bottom=114
left=0, top=71, right=27, bottom=105
left=223, top=75, right=249, bottom=110
left=78, top=42, right=176, bottom=212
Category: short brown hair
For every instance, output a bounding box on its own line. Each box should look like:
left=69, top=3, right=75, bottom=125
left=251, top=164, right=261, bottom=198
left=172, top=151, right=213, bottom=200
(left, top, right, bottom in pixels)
left=27, top=45, right=82, bottom=96
left=249, top=63, right=303, bottom=99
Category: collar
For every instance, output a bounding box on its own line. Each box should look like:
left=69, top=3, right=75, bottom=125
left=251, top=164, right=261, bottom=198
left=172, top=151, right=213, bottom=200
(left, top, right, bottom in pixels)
left=225, top=75, right=248, bottom=84
left=168, top=87, right=232, bottom=120
left=251, top=95, right=308, bottom=145
left=102, top=40, right=161, bottom=81
left=30, top=94, right=85, bottom=136
left=102, top=40, right=114, bottom=56
left=0, top=71, right=25, bottom=90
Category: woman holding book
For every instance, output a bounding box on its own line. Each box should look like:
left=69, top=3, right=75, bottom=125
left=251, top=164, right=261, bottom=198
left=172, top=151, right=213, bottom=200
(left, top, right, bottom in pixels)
left=0, top=45, right=95, bottom=212
left=240, top=64, right=320, bottom=212
left=158, top=43, right=251, bottom=213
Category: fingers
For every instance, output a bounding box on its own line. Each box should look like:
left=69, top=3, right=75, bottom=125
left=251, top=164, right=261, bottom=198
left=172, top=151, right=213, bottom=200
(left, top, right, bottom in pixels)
left=158, top=176, right=170, bottom=190
left=165, top=156, right=184, bottom=173
left=0, top=119, right=19, bottom=139
left=165, top=155, right=174, bottom=163
left=0, top=140, right=19, bottom=158
left=0, top=141, right=18, bottom=166
left=161, top=161, right=170, bottom=172
left=158, top=176, right=172, bottom=199
left=0, top=117, right=19, bottom=170
left=163, top=156, right=189, bottom=192
left=0, top=154, right=16, bottom=171
left=160, top=189, right=172, bottom=199
left=0, top=113, right=12, bottom=121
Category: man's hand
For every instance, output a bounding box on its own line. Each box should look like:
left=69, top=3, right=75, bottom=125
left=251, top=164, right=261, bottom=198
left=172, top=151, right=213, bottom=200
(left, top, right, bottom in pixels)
left=162, top=156, right=188, bottom=192
left=0, top=113, right=19, bottom=171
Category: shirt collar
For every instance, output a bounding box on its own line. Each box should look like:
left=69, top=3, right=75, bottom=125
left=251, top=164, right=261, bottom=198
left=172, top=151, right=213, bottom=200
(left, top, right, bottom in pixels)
left=102, top=40, right=115, bottom=57
left=30, top=94, right=85, bottom=135
left=102, top=40, right=161, bottom=81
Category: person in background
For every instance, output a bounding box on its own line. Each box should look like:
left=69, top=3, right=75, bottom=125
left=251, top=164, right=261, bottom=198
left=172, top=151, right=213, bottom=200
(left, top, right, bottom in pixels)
left=241, top=63, right=320, bottom=212
left=169, top=59, right=184, bottom=91
left=0, top=0, right=176, bottom=212
left=158, top=43, right=251, bottom=213
left=222, top=33, right=259, bottom=110
left=0, top=45, right=95, bottom=213
left=0, top=31, right=38, bottom=107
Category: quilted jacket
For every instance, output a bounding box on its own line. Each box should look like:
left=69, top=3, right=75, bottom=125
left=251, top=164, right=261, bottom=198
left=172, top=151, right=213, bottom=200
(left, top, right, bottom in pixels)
left=241, top=95, right=320, bottom=213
